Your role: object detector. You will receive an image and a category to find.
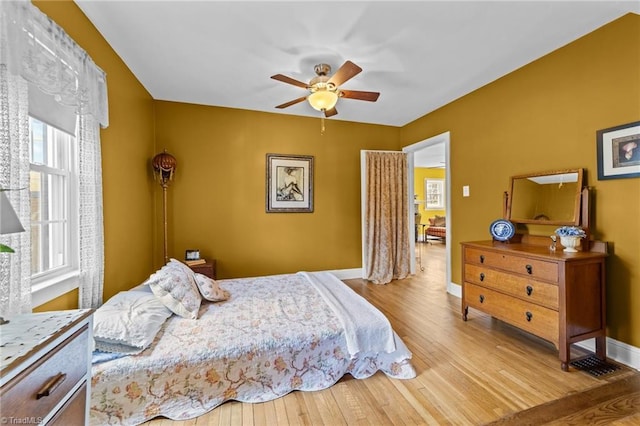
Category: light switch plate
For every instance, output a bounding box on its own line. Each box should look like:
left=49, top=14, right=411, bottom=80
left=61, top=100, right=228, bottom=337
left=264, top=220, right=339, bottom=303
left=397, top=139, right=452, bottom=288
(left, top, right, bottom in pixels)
left=463, top=185, right=470, bottom=197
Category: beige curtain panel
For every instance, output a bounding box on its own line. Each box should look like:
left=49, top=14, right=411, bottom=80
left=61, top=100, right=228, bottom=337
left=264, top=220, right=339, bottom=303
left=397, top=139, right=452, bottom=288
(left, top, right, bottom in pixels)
left=364, top=151, right=411, bottom=284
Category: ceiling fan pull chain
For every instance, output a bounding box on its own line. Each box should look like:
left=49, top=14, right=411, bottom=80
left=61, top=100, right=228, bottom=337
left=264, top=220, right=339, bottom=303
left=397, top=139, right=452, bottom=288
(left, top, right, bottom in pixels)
left=320, top=116, right=326, bottom=135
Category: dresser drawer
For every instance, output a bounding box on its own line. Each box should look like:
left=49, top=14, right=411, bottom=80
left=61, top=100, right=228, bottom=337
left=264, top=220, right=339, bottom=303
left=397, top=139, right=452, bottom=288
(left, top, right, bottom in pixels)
left=49, top=382, right=87, bottom=426
left=465, top=247, right=559, bottom=283
left=465, top=283, right=559, bottom=345
left=464, top=264, right=559, bottom=310
left=0, top=326, right=89, bottom=422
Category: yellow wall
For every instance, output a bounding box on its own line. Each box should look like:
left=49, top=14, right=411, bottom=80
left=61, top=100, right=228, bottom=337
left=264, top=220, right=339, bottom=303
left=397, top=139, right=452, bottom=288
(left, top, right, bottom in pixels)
left=32, top=0, right=156, bottom=310
left=400, top=13, right=640, bottom=347
left=414, top=167, right=446, bottom=222
left=154, top=101, right=399, bottom=278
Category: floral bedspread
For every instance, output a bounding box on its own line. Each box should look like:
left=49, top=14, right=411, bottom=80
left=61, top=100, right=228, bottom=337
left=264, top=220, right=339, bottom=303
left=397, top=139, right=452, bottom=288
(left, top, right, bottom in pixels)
left=90, top=273, right=415, bottom=425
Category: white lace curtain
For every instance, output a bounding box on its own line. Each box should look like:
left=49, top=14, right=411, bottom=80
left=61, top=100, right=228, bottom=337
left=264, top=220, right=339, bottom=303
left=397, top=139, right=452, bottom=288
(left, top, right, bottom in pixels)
left=364, top=151, right=411, bottom=284
left=0, top=0, right=109, bottom=314
left=0, top=68, right=31, bottom=313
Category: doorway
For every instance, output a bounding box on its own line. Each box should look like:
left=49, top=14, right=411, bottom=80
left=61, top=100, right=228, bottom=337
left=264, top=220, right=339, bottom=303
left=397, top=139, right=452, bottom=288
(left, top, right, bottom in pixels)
left=403, top=132, right=454, bottom=295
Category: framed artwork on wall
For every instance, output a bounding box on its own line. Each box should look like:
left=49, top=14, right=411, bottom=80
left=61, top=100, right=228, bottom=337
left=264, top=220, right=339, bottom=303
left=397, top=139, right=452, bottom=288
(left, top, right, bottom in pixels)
left=597, top=121, right=640, bottom=180
left=266, top=154, right=314, bottom=213
left=424, top=178, right=445, bottom=210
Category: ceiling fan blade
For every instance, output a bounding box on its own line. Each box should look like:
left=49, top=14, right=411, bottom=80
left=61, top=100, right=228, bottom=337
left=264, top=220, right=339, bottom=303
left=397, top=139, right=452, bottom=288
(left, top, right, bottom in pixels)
left=328, top=60, right=362, bottom=86
left=275, top=96, right=307, bottom=109
left=324, top=107, right=338, bottom=117
left=340, top=90, right=380, bottom=102
left=271, top=74, right=309, bottom=89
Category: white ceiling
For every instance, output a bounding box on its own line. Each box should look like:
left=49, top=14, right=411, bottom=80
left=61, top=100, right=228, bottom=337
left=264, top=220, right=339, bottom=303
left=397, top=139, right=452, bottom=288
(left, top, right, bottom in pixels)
left=414, top=143, right=446, bottom=169
left=74, top=0, right=638, bottom=130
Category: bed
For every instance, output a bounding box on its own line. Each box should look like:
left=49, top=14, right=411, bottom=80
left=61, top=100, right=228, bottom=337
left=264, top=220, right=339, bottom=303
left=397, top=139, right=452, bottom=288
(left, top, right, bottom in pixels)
left=89, top=264, right=415, bottom=425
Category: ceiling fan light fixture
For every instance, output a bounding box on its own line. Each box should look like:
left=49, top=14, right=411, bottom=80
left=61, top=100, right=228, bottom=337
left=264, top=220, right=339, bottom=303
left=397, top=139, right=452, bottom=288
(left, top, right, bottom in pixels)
left=308, top=90, right=338, bottom=112
left=272, top=60, right=378, bottom=117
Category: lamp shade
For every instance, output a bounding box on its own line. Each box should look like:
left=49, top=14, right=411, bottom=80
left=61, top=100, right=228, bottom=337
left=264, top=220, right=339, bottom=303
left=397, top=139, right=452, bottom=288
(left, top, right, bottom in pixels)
left=308, top=90, right=338, bottom=112
left=0, top=191, right=25, bottom=235
left=152, top=150, right=177, bottom=188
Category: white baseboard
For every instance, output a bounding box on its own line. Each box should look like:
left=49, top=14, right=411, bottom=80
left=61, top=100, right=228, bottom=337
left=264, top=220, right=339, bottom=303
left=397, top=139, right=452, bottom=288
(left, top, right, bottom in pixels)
left=576, top=337, right=640, bottom=371
left=325, top=268, right=362, bottom=280
left=448, top=282, right=462, bottom=298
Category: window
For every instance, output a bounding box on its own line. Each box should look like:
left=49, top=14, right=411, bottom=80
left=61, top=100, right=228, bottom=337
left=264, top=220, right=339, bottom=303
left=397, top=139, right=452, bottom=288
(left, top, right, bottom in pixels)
left=2, top=1, right=108, bottom=313
left=424, top=178, right=445, bottom=210
left=29, top=117, right=78, bottom=294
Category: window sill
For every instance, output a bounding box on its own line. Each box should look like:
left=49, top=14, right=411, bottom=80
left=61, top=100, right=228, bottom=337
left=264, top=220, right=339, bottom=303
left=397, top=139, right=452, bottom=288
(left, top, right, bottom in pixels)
left=31, top=270, right=80, bottom=308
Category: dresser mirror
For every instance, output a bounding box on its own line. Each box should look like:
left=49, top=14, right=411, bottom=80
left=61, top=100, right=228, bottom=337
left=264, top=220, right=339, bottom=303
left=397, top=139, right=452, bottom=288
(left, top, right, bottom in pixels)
left=506, top=168, right=583, bottom=225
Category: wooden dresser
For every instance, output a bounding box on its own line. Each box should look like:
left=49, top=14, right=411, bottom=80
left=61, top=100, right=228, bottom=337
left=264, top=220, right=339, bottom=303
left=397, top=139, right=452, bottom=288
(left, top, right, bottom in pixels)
left=461, top=236, right=607, bottom=371
left=1, top=309, right=94, bottom=424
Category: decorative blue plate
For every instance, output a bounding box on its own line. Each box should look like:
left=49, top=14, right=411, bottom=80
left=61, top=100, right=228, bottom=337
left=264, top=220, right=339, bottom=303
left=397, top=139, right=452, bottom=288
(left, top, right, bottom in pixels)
left=489, top=219, right=515, bottom=241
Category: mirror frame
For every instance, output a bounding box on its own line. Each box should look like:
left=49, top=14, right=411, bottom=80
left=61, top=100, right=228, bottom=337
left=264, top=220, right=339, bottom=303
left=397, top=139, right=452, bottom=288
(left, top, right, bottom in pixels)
left=506, top=168, right=584, bottom=226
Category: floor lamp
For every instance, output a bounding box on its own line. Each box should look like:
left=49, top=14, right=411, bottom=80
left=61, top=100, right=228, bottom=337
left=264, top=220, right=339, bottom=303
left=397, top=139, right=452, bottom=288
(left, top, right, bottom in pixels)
left=152, top=150, right=177, bottom=264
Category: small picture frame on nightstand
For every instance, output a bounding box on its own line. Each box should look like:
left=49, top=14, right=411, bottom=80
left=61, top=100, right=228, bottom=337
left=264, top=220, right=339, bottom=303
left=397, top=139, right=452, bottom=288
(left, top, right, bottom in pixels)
left=185, top=249, right=200, bottom=261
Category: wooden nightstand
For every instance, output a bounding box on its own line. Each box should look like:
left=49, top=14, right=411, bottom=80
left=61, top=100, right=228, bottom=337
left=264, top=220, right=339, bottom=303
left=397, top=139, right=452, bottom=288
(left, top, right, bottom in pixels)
left=189, top=259, right=216, bottom=279
left=0, top=309, right=94, bottom=425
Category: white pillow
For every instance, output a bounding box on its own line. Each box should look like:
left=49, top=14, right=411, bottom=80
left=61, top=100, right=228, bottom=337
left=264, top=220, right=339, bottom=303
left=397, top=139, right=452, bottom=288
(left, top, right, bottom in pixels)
left=93, top=290, right=173, bottom=354
left=194, top=273, right=229, bottom=302
left=148, top=259, right=202, bottom=319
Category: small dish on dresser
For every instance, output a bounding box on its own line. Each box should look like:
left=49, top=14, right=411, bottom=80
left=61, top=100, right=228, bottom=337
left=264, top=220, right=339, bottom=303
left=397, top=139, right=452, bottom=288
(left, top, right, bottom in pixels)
left=489, top=219, right=515, bottom=241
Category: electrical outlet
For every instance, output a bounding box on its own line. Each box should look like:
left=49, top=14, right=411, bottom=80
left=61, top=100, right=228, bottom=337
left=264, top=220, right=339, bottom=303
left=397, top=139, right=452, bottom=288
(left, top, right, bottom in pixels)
left=463, top=185, right=470, bottom=197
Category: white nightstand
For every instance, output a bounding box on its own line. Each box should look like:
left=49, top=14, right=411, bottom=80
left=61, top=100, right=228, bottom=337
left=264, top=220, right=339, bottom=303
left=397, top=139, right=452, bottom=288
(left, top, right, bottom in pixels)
left=1, top=309, right=94, bottom=425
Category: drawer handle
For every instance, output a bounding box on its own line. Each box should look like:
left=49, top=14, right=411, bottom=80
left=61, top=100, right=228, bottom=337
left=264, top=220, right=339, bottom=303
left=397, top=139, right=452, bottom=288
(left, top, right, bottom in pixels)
left=480, top=255, right=485, bottom=263
left=526, top=285, right=533, bottom=296
left=36, top=372, right=66, bottom=399
left=525, top=264, right=533, bottom=274
left=479, top=273, right=485, bottom=282
left=525, top=311, right=533, bottom=322
left=479, top=295, right=485, bottom=303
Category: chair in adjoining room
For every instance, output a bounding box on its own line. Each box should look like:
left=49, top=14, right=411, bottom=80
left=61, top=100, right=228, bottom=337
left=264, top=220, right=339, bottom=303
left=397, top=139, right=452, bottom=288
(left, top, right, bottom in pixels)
left=425, top=215, right=446, bottom=243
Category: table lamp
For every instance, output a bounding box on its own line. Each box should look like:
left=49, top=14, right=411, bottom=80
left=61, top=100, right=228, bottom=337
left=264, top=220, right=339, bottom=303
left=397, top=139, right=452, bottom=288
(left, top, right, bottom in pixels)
left=0, top=190, right=25, bottom=253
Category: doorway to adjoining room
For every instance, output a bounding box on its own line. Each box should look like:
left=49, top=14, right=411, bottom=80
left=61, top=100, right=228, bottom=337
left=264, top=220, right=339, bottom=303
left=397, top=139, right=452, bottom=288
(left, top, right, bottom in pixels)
left=404, top=132, right=451, bottom=294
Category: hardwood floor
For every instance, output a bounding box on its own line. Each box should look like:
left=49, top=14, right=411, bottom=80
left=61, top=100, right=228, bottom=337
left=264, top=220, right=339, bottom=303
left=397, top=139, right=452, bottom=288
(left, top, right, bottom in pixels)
left=147, top=243, right=639, bottom=425
left=486, top=374, right=640, bottom=425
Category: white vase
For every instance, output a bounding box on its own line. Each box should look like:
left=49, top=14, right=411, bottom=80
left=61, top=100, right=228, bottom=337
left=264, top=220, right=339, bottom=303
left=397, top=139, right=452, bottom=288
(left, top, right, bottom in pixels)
left=559, top=236, right=581, bottom=252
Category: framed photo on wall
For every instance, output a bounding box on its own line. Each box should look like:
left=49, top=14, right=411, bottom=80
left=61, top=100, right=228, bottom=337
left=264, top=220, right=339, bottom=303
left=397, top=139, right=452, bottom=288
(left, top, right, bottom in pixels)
left=597, top=121, right=640, bottom=180
left=266, top=154, right=314, bottom=213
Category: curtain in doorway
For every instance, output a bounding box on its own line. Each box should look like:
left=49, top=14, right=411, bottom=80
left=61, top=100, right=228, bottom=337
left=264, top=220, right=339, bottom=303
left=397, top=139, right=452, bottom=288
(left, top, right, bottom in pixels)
left=364, top=151, right=410, bottom=284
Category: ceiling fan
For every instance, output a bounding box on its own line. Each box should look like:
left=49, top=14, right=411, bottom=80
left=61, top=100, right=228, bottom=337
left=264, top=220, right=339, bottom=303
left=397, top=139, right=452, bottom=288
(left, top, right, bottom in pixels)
left=271, top=60, right=380, bottom=118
